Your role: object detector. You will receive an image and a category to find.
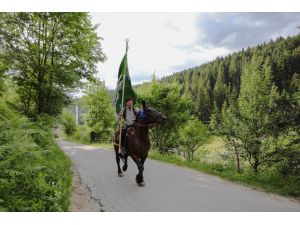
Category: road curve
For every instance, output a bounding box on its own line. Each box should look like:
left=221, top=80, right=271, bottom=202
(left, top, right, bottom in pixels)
left=57, top=140, right=300, bottom=212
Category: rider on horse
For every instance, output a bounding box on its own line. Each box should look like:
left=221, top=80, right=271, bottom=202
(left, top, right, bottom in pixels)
left=119, top=98, right=139, bottom=155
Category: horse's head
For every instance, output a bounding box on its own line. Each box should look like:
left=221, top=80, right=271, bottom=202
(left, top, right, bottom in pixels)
left=136, top=101, right=167, bottom=126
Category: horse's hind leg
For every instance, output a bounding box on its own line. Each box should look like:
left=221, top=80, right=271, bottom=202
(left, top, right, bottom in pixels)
left=122, top=154, right=128, bottom=172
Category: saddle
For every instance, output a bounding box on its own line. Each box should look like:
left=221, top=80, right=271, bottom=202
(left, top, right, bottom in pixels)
left=123, top=127, right=135, bottom=148
left=126, top=127, right=135, bottom=137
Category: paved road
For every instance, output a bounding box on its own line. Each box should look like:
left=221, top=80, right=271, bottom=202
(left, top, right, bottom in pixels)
left=58, top=140, right=300, bottom=212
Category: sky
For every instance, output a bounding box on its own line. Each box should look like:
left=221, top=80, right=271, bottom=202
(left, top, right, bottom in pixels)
left=91, top=12, right=300, bottom=90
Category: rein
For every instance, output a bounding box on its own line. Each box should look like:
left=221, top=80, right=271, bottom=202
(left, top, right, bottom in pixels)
left=134, top=121, right=157, bottom=127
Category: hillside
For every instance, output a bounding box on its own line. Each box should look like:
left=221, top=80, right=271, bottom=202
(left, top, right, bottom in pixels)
left=136, top=34, right=300, bottom=122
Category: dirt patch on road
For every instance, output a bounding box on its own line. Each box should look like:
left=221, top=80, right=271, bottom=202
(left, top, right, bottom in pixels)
left=70, top=166, right=101, bottom=212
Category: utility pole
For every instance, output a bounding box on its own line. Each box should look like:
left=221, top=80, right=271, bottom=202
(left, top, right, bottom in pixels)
left=75, top=103, right=79, bottom=125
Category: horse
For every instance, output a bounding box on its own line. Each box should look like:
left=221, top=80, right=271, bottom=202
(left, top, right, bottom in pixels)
left=113, top=101, right=166, bottom=186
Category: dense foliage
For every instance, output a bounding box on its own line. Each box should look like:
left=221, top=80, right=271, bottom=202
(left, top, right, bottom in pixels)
left=62, top=79, right=115, bottom=144
left=136, top=77, right=191, bottom=153
left=179, top=117, right=209, bottom=162
left=80, top=79, right=115, bottom=142
left=61, top=109, right=77, bottom=137
left=0, top=12, right=106, bottom=211
left=0, top=76, right=72, bottom=211
left=0, top=12, right=106, bottom=118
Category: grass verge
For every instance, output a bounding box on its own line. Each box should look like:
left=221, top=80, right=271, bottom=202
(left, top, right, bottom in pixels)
left=149, top=150, right=300, bottom=199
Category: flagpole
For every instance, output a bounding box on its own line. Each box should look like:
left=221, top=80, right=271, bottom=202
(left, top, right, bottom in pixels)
left=118, top=39, right=129, bottom=153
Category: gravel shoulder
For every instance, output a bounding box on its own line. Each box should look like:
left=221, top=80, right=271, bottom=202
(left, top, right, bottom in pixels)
left=69, top=165, right=102, bottom=212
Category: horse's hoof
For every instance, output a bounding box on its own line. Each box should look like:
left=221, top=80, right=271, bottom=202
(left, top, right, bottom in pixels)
left=138, top=181, right=145, bottom=186
left=118, top=173, right=124, bottom=177
left=135, top=178, right=145, bottom=186
left=122, top=165, right=128, bottom=172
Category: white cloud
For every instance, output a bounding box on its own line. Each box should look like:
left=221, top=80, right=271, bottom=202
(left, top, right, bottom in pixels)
left=91, top=13, right=227, bottom=89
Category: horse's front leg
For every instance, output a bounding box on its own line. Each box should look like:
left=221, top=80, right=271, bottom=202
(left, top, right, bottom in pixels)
left=131, top=154, right=145, bottom=186
left=140, top=157, right=146, bottom=166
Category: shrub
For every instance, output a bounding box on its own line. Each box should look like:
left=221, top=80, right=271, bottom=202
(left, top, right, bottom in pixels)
left=61, top=109, right=77, bottom=137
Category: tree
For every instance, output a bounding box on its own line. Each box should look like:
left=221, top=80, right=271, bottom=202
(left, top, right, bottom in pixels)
left=228, top=53, right=241, bottom=93
left=219, top=99, right=243, bottom=172
left=81, top=79, right=115, bottom=142
left=237, top=55, right=279, bottom=173
left=179, top=117, right=209, bottom=162
left=0, top=13, right=106, bottom=118
left=209, top=102, right=222, bottom=133
left=0, top=61, right=6, bottom=96
left=61, top=109, right=77, bottom=136
left=213, top=62, right=227, bottom=110
left=137, top=81, right=191, bottom=153
left=196, top=79, right=212, bottom=122
left=271, top=74, right=300, bottom=176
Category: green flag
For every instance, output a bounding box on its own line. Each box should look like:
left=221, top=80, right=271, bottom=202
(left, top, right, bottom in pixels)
left=114, top=46, right=137, bottom=114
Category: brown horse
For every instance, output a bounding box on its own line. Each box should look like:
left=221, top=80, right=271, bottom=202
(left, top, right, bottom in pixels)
left=113, top=101, right=166, bottom=186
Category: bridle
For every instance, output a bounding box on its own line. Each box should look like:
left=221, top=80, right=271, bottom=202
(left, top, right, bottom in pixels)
left=134, top=110, right=162, bottom=128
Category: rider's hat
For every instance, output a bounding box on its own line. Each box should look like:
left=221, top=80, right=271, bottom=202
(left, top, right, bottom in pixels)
left=126, top=98, right=133, bottom=106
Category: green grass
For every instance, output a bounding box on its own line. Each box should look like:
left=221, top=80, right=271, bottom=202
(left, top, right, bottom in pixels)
left=194, top=135, right=227, bottom=162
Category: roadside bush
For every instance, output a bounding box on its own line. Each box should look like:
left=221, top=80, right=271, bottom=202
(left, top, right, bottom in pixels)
left=72, top=125, right=92, bottom=144
left=61, top=109, right=77, bottom=137
left=0, top=114, right=72, bottom=211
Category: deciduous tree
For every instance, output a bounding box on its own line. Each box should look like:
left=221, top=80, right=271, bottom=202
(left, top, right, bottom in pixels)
left=0, top=13, right=106, bottom=118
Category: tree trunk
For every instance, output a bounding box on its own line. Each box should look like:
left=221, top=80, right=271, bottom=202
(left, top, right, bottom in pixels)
left=253, top=157, right=259, bottom=173
left=232, top=140, right=241, bottom=172
left=235, top=150, right=241, bottom=172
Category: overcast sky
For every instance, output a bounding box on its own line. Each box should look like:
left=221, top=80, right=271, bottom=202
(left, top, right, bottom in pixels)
left=90, top=13, right=300, bottom=89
